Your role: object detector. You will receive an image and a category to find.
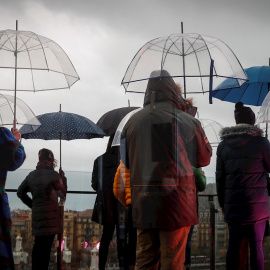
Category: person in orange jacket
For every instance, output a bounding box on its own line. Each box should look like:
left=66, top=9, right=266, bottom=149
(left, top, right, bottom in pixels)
left=114, top=160, right=137, bottom=270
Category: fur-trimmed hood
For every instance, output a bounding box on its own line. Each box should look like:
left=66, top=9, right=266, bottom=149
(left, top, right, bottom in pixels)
left=219, top=125, right=264, bottom=148
left=220, top=125, right=263, bottom=140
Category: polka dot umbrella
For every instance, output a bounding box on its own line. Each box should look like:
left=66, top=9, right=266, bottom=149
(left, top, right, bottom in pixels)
left=19, top=109, right=105, bottom=169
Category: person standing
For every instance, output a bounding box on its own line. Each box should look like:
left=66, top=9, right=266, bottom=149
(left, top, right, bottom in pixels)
left=91, top=134, right=128, bottom=270
left=0, top=127, right=25, bottom=270
left=216, top=102, right=270, bottom=270
left=121, top=70, right=212, bottom=269
left=17, top=148, right=67, bottom=270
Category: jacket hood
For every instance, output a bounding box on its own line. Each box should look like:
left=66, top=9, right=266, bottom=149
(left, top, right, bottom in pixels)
left=143, top=70, right=186, bottom=110
left=220, top=125, right=263, bottom=147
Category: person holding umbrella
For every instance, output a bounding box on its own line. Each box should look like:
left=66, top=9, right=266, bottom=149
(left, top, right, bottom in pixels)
left=0, top=127, right=25, bottom=270
left=216, top=102, right=270, bottom=270
left=91, top=134, right=128, bottom=270
left=17, top=148, right=67, bottom=270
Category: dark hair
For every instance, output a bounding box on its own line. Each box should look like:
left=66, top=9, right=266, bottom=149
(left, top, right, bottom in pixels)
left=38, top=148, right=57, bottom=167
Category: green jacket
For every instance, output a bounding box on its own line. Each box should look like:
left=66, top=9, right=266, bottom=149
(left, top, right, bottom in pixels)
left=193, top=167, right=206, bottom=192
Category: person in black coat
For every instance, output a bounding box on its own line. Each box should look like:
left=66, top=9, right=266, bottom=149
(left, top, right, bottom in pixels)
left=216, top=102, right=270, bottom=270
left=17, top=148, right=67, bottom=270
left=91, top=134, right=128, bottom=270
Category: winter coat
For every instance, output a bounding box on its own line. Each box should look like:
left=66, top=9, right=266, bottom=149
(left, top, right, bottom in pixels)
left=0, top=127, right=25, bottom=270
left=113, top=159, right=131, bottom=208
left=17, top=167, right=67, bottom=236
left=121, top=74, right=212, bottom=231
left=216, top=125, right=270, bottom=224
left=0, top=127, right=25, bottom=193
left=91, top=146, right=122, bottom=225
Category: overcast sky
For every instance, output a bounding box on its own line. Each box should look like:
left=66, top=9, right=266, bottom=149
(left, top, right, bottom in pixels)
left=1, top=0, right=270, bottom=178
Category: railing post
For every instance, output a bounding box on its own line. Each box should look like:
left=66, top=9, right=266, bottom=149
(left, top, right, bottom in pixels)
left=209, top=195, right=217, bottom=270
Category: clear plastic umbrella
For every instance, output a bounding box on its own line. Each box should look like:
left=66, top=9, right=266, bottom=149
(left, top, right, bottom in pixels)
left=112, top=108, right=142, bottom=146
left=0, top=93, right=40, bottom=130
left=198, top=118, right=224, bottom=146
left=121, top=33, right=247, bottom=101
left=256, top=91, right=270, bottom=137
left=0, top=21, right=80, bottom=128
left=112, top=108, right=223, bottom=147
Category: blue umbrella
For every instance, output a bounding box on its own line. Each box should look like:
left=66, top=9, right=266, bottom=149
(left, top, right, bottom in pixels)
left=212, top=66, right=270, bottom=106
left=19, top=110, right=105, bottom=168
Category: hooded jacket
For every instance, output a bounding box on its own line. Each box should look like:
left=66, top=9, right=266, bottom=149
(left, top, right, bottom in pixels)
left=121, top=71, right=212, bottom=230
left=216, top=125, right=270, bottom=224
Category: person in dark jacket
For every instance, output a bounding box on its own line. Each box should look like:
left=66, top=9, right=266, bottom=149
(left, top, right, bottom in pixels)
left=0, top=127, right=25, bottom=270
left=91, top=134, right=128, bottom=270
left=216, top=102, right=270, bottom=270
left=121, top=70, right=212, bottom=269
left=17, top=148, right=67, bottom=270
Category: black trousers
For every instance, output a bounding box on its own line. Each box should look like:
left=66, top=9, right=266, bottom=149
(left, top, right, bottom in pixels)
left=32, top=234, right=55, bottom=270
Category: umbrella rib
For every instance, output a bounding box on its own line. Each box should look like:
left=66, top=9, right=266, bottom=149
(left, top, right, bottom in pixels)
left=184, top=37, right=205, bottom=93
left=0, top=30, right=16, bottom=52
left=160, top=34, right=185, bottom=69
left=41, top=40, right=80, bottom=87
left=16, top=33, right=37, bottom=92
left=161, top=35, right=186, bottom=67
left=17, top=39, right=52, bottom=53
left=197, top=34, right=218, bottom=76
left=31, top=32, right=50, bottom=70
left=121, top=37, right=162, bottom=86
left=16, top=32, right=37, bottom=52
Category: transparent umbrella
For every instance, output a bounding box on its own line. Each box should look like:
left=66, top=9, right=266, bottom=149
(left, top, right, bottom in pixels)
left=198, top=118, right=224, bottom=146
left=0, top=21, right=80, bottom=128
left=0, top=93, right=40, bottom=130
left=256, top=91, right=270, bottom=137
left=121, top=33, right=247, bottom=101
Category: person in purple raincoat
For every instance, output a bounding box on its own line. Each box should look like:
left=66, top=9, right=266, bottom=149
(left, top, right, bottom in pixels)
left=216, top=102, right=270, bottom=270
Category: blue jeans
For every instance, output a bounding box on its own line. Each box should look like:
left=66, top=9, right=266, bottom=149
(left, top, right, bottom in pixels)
left=226, top=221, right=266, bottom=270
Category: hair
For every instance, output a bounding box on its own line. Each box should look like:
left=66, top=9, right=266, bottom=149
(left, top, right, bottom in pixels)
left=38, top=148, right=57, bottom=168
left=175, top=83, right=197, bottom=117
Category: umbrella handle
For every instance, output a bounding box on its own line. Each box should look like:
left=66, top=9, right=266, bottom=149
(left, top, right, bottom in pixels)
left=209, top=59, right=214, bottom=104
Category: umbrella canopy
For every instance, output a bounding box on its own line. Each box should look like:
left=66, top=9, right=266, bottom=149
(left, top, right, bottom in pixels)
left=112, top=108, right=141, bottom=146
left=0, top=93, right=40, bottom=129
left=20, top=111, right=105, bottom=140
left=256, top=91, right=270, bottom=124
left=0, top=28, right=79, bottom=92
left=198, top=118, right=224, bottom=146
left=0, top=22, right=80, bottom=130
left=19, top=111, right=105, bottom=167
left=212, top=66, right=270, bottom=106
left=121, top=33, right=247, bottom=98
left=112, top=108, right=223, bottom=147
left=96, top=106, right=140, bottom=136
